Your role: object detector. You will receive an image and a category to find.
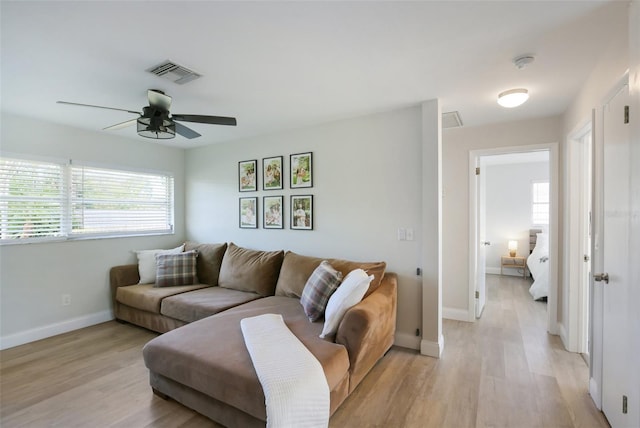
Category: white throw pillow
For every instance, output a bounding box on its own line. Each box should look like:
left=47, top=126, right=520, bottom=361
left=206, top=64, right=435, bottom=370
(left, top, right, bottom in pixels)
left=136, top=244, right=185, bottom=284
left=320, top=269, right=373, bottom=339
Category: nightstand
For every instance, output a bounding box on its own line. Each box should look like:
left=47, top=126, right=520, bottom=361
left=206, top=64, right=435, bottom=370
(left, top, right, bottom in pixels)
left=501, top=256, right=527, bottom=278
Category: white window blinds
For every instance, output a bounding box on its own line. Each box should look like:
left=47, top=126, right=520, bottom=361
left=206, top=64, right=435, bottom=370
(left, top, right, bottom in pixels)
left=532, top=181, right=550, bottom=225
left=70, top=165, right=174, bottom=237
left=0, top=156, right=174, bottom=243
left=0, top=157, right=66, bottom=240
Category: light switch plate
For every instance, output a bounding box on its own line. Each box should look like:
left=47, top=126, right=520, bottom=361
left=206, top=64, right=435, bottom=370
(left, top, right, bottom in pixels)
left=397, top=228, right=406, bottom=240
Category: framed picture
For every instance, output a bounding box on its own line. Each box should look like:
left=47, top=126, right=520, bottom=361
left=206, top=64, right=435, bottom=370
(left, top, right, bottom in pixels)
left=239, top=197, right=258, bottom=228
left=290, top=152, right=313, bottom=188
left=263, top=196, right=284, bottom=229
left=262, top=156, right=283, bottom=190
left=239, top=160, right=257, bottom=192
left=291, top=195, right=313, bottom=230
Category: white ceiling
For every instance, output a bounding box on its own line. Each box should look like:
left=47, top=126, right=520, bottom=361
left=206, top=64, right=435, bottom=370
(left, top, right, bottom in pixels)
left=0, top=1, right=627, bottom=148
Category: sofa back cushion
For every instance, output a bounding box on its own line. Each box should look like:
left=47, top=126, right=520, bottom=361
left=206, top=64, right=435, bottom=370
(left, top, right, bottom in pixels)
left=275, top=251, right=386, bottom=299
left=184, top=241, right=227, bottom=286
left=218, top=243, right=285, bottom=296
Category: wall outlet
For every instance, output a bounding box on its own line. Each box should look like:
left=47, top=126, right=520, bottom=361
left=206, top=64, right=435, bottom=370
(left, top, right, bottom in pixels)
left=61, top=294, right=71, bottom=306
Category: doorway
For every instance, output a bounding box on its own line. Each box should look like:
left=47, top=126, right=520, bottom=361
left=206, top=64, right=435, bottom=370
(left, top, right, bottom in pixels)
left=469, top=143, right=559, bottom=334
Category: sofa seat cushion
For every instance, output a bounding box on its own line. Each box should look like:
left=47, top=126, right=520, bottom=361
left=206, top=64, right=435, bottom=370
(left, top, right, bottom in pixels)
left=160, top=287, right=263, bottom=323
left=116, top=283, right=209, bottom=314
left=143, top=296, right=350, bottom=421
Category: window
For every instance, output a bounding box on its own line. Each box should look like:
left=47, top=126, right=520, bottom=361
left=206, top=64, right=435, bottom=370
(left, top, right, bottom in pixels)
left=0, top=157, right=66, bottom=240
left=532, top=180, right=549, bottom=225
left=1, top=155, right=174, bottom=243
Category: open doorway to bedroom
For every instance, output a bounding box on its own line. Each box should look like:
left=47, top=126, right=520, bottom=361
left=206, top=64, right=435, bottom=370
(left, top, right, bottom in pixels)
left=469, top=143, right=558, bottom=334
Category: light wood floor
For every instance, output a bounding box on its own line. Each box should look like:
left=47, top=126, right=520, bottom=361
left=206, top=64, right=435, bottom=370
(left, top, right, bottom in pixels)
left=1, top=275, right=609, bottom=428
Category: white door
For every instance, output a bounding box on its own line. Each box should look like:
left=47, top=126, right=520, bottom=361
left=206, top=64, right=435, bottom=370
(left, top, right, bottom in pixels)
left=475, top=159, right=487, bottom=318
left=601, top=84, right=636, bottom=427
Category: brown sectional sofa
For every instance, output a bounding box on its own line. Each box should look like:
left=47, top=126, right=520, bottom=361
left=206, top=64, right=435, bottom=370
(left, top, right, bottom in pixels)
left=110, top=242, right=398, bottom=427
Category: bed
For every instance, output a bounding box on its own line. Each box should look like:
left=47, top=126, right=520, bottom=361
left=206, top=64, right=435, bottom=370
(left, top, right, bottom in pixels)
left=527, top=228, right=549, bottom=300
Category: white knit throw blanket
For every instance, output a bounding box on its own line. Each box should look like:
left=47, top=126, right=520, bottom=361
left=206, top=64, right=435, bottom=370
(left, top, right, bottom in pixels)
left=241, top=314, right=330, bottom=428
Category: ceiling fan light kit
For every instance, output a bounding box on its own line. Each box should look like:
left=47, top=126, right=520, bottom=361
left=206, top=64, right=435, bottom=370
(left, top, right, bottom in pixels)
left=497, top=88, right=529, bottom=108
left=137, top=116, right=176, bottom=139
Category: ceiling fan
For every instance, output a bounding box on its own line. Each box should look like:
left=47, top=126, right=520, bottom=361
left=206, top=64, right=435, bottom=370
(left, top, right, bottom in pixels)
left=57, top=89, right=237, bottom=140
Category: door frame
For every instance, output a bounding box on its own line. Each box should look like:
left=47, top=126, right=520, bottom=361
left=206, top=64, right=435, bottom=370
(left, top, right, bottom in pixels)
left=566, top=120, right=593, bottom=354
left=468, top=142, right=559, bottom=334
left=472, top=155, right=487, bottom=319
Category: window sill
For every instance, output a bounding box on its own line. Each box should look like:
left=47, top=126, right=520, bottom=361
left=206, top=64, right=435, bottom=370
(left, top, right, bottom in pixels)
left=0, top=230, right=174, bottom=246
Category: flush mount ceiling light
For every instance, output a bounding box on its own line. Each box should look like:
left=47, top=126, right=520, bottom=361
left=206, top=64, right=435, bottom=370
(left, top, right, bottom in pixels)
left=497, top=88, right=529, bottom=108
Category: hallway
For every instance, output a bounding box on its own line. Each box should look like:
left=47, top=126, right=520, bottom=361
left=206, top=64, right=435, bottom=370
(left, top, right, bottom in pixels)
left=331, top=274, right=609, bottom=427
left=470, top=274, right=603, bottom=427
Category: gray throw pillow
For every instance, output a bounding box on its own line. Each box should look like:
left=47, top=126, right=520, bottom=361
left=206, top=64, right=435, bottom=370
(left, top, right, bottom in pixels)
left=300, top=261, right=343, bottom=322
left=155, top=250, right=199, bottom=287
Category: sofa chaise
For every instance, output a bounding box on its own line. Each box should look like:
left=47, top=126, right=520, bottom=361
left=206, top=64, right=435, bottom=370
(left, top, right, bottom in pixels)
left=110, top=242, right=398, bottom=427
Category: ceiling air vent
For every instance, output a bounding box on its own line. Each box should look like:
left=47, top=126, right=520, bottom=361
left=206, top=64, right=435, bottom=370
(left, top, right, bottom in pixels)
left=442, top=111, right=463, bottom=129
left=147, top=60, right=202, bottom=85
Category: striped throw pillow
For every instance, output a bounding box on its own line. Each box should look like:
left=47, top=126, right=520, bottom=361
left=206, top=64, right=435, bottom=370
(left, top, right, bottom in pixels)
left=155, top=250, right=199, bottom=287
left=300, top=261, right=343, bottom=321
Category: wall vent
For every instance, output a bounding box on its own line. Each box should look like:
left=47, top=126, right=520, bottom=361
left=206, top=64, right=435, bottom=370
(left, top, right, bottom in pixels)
left=147, top=60, right=202, bottom=85
left=442, top=111, right=463, bottom=129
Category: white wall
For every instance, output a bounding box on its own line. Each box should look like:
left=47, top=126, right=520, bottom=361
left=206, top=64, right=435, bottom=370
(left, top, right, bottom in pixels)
left=484, top=161, right=549, bottom=274
left=0, top=113, right=186, bottom=349
left=420, top=99, right=443, bottom=357
left=442, top=116, right=562, bottom=314
left=185, top=105, right=424, bottom=347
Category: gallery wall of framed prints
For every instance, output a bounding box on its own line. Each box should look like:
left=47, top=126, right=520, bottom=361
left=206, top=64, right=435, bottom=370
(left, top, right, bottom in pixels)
left=238, top=152, right=313, bottom=230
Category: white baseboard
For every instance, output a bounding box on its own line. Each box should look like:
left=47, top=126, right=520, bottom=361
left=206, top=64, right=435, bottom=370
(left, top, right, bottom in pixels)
left=420, top=334, right=444, bottom=358
left=558, top=322, right=568, bottom=350
left=589, top=377, right=602, bottom=410
left=486, top=267, right=501, bottom=275
left=0, top=310, right=114, bottom=350
left=394, top=332, right=421, bottom=350
left=443, top=307, right=473, bottom=322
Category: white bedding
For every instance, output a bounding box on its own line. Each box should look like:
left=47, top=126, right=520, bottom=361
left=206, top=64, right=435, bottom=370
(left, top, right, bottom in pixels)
left=527, top=232, right=549, bottom=300
left=241, top=313, right=330, bottom=428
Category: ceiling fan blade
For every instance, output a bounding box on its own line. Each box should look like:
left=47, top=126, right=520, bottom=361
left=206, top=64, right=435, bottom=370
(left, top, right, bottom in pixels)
left=175, top=122, right=202, bottom=139
left=172, top=114, right=237, bottom=126
left=103, top=118, right=138, bottom=131
left=148, top=90, right=172, bottom=111
left=57, top=101, right=140, bottom=115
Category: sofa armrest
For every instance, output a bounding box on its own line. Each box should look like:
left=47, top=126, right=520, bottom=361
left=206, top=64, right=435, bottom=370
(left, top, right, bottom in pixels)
left=110, top=264, right=140, bottom=309
left=335, top=272, right=397, bottom=393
